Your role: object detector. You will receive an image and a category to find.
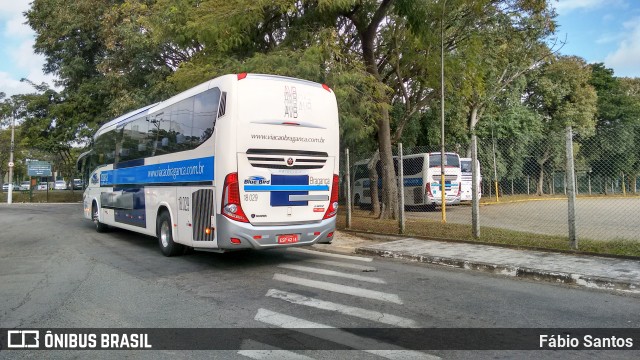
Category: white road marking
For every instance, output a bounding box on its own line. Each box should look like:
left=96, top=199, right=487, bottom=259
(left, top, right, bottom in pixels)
left=266, top=289, right=418, bottom=327
left=278, top=264, right=386, bottom=284
left=367, top=350, right=441, bottom=360
left=287, top=248, right=373, bottom=262
left=273, top=274, right=403, bottom=304
left=254, top=309, right=438, bottom=360
left=305, top=259, right=377, bottom=272
left=238, top=347, right=314, bottom=360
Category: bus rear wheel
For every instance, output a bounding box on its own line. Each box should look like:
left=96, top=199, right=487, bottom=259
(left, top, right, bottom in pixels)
left=157, top=211, right=184, bottom=257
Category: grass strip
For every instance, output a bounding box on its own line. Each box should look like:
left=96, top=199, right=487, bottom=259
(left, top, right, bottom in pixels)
left=337, top=210, right=640, bottom=258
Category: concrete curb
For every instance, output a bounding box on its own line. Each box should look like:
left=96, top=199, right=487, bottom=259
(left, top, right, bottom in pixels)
left=355, top=247, right=640, bottom=294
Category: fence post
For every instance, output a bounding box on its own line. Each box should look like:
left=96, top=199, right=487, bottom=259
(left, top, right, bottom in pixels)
left=588, top=173, right=592, bottom=195
left=566, top=125, right=577, bottom=250
left=527, top=175, right=530, bottom=195
left=345, top=148, right=352, bottom=229
left=398, top=143, right=405, bottom=234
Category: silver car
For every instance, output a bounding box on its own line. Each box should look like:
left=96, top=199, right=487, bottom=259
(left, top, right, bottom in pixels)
left=20, top=181, right=31, bottom=191
left=54, top=180, right=67, bottom=190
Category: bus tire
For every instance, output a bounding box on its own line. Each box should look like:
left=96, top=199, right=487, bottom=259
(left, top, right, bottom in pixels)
left=354, top=194, right=360, bottom=207
left=92, top=201, right=108, bottom=233
left=157, top=211, right=184, bottom=257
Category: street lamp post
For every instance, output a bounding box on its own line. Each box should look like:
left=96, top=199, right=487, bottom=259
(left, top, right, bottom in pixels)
left=440, top=0, right=447, bottom=223
left=7, top=109, right=16, bottom=204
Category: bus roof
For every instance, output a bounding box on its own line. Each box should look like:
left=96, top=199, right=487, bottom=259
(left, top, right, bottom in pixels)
left=92, top=73, right=326, bottom=141
left=93, top=103, right=158, bottom=140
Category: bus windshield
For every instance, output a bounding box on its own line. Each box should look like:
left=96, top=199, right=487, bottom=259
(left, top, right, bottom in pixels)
left=429, top=154, right=460, bottom=168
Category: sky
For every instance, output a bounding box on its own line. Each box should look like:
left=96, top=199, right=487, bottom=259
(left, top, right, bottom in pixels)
left=0, top=0, right=639, bottom=98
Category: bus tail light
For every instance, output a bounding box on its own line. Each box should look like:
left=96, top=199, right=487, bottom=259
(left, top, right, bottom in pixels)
left=323, top=175, right=339, bottom=219
left=222, top=173, right=249, bottom=223
left=425, top=182, right=432, bottom=197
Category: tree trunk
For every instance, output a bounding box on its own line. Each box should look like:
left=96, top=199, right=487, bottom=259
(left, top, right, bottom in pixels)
left=377, top=108, right=398, bottom=219
left=537, top=166, right=545, bottom=196
left=360, top=25, right=397, bottom=219
left=367, top=151, right=380, bottom=217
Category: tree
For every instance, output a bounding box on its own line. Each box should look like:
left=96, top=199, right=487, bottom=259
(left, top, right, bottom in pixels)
left=524, top=56, right=597, bottom=195
left=581, top=67, right=640, bottom=193
left=443, top=0, right=554, bottom=236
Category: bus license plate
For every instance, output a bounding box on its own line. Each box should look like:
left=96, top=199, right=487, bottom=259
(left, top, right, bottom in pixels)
left=278, top=234, right=299, bottom=244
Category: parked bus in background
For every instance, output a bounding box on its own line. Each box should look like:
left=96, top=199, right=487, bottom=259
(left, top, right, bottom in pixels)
left=459, top=157, right=481, bottom=201
left=77, top=73, right=339, bottom=256
left=352, top=152, right=461, bottom=210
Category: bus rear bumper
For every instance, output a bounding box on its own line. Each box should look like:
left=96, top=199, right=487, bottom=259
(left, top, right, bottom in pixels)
left=427, top=196, right=461, bottom=206
left=215, top=215, right=336, bottom=250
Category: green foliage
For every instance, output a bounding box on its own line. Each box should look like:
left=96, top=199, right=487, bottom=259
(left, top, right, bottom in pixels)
left=580, top=64, right=640, bottom=178
left=17, top=0, right=639, bottom=203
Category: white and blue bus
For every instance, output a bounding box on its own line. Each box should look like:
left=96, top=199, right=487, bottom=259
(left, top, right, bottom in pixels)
left=459, top=157, right=481, bottom=201
left=78, top=73, right=339, bottom=256
left=352, top=152, right=461, bottom=209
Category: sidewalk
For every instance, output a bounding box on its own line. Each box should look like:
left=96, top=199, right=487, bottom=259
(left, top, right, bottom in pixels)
left=314, top=231, right=640, bottom=294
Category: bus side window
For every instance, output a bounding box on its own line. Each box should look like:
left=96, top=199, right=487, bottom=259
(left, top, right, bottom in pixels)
left=403, top=158, right=424, bottom=176
left=193, top=88, right=221, bottom=145
left=172, top=96, right=194, bottom=151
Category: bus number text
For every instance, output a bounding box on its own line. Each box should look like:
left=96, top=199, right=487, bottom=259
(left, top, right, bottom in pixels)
left=178, top=196, right=190, bottom=211
left=244, top=194, right=258, bottom=202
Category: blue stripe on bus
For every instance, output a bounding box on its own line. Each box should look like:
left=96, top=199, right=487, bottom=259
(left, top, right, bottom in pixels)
left=403, top=178, right=423, bottom=187
left=363, top=178, right=423, bottom=187
left=244, top=185, right=329, bottom=192
left=100, top=156, right=214, bottom=186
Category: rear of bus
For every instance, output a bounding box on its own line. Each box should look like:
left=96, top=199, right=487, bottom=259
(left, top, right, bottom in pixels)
left=424, top=152, right=462, bottom=206
left=460, top=157, right=481, bottom=201
left=460, top=158, right=473, bottom=201
left=216, top=74, right=339, bottom=249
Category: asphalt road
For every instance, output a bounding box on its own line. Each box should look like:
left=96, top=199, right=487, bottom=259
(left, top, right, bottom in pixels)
left=0, top=203, right=638, bottom=359
left=407, top=198, right=640, bottom=241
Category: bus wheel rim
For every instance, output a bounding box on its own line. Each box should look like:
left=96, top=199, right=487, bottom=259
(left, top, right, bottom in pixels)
left=160, top=221, right=170, bottom=248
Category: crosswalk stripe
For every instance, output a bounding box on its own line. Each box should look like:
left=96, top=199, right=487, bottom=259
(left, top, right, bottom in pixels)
left=238, top=347, right=315, bottom=360
left=273, top=274, right=403, bottom=304
left=238, top=339, right=316, bottom=360
left=288, top=248, right=373, bottom=262
left=367, top=350, right=441, bottom=360
left=254, top=309, right=438, bottom=360
left=266, top=289, right=418, bottom=327
left=305, top=259, right=377, bottom=272
left=238, top=350, right=314, bottom=360
left=278, top=264, right=386, bottom=284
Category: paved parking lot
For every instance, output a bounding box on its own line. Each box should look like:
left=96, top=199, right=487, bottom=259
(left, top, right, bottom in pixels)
left=406, top=197, right=640, bottom=241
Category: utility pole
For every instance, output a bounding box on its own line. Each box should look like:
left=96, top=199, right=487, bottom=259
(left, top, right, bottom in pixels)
left=7, top=108, right=16, bottom=204
left=440, top=0, right=447, bottom=223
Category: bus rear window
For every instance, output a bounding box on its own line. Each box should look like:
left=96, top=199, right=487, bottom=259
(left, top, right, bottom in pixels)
left=429, top=154, right=460, bottom=168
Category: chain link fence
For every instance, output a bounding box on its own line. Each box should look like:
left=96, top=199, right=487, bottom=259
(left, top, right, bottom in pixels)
left=340, top=129, right=640, bottom=253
